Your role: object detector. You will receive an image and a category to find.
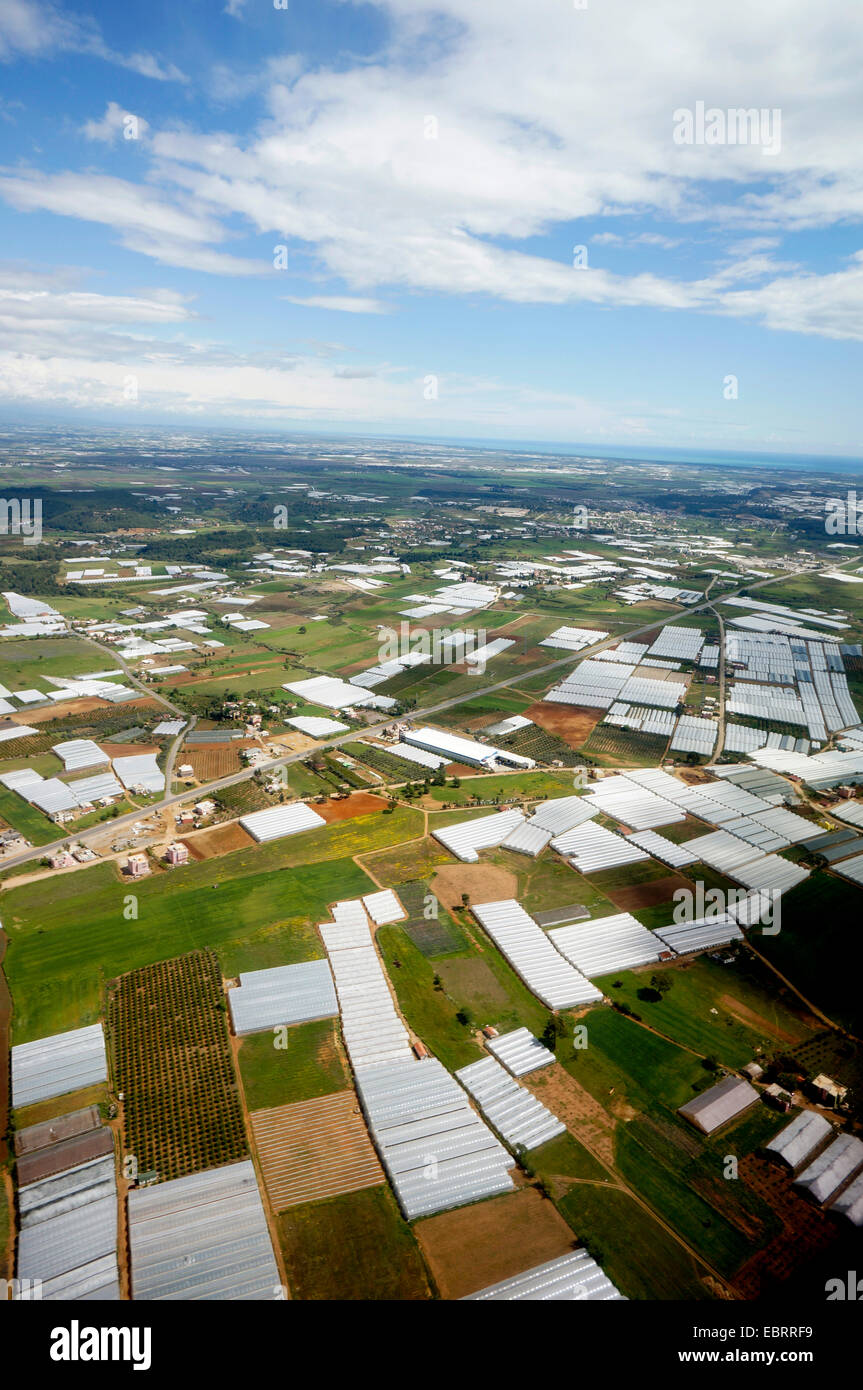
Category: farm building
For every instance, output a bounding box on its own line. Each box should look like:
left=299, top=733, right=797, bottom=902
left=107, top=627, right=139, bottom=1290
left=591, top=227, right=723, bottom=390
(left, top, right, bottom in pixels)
left=678, top=1075, right=760, bottom=1135
left=794, top=1135, right=863, bottom=1205
left=403, top=725, right=535, bottom=769
left=765, top=1111, right=834, bottom=1170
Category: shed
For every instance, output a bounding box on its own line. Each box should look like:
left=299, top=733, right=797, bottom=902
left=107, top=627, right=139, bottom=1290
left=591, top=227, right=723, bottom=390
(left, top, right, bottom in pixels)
left=678, top=1075, right=760, bottom=1135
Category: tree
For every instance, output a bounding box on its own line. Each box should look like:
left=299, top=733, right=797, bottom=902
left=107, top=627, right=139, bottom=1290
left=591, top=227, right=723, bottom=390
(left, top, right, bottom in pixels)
left=650, top=974, right=672, bottom=997
left=461, top=891, right=470, bottom=907
left=455, top=1007, right=474, bottom=1028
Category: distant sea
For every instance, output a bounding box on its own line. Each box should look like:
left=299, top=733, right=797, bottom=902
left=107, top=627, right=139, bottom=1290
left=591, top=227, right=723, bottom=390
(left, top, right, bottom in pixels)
left=427, top=437, right=863, bottom=475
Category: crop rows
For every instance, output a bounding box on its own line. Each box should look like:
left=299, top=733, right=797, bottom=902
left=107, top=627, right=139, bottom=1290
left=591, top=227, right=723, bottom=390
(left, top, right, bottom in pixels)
left=107, top=948, right=247, bottom=1183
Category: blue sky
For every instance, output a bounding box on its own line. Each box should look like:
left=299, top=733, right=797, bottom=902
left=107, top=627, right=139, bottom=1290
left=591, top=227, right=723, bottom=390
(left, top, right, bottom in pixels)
left=0, top=0, right=861, bottom=456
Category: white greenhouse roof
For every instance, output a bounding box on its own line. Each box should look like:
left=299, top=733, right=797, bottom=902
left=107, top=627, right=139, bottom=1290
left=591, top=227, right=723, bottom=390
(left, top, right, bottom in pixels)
left=354, top=1056, right=515, bottom=1221
left=112, top=754, right=165, bottom=794
left=286, top=716, right=349, bottom=737
left=239, top=802, right=326, bottom=843
left=12, top=1024, right=108, bottom=1109
left=128, top=1161, right=280, bottom=1300
left=52, top=738, right=110, bottom=772
left=229, top=959, right=337, bottom=1035
left=462, top=1250, right=625, bottom=1301
left=486, top=1027, right=556, bottom=1077
left=554, top=820, right=650, bottom=873
left=432, top=808, right=525, bottom=863
left=626, top=829, right=697, bottom=867
left=794, top=1135, right=863, bottom=1205
left=362, top=888, right=406, bottom=925
left=16, top=1155, right=119, bottom=1300
left=678, top=1075, right=760, bottom=1134
left=472, top=900, right=601, bottom=1010
left=528, top=796, right=599, bottom=836
left=550, top=912, right=663, bottom=977
left=653, top=916, right=743, bottom=955
left=456, top=1056, right=565, bottom=1152
left=765, top=1111, right=834, bottom=1170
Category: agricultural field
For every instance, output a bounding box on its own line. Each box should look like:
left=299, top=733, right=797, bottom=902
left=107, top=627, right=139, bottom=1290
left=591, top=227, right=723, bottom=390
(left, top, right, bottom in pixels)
left=237, top=1019, right=348, bottom=1111
left=0, top=433, right=861, bottom=1315
left=107, top=949, right=247, bottom=1183
left=277, top=1187, right=431, bottom=1301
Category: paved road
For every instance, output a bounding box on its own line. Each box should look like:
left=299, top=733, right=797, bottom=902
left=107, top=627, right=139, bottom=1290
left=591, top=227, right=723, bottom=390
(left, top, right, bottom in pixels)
left=0, top=558, right=850, bottom=876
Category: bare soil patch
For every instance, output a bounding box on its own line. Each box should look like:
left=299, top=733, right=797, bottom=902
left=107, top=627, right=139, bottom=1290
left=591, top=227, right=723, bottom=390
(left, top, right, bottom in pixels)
left=415, top=1187, right=576, bottom=1299
left=316, top=792, right=387, bottom=823
left=251, top=1091, right=384, bottom=1211
left=183, top=744, right=243, bottom=780
left=734, top=1154, right=839, bottom=1297
left=431, top=862, right=517, bottom=911
left=524, top=1065, right=617, bottom=1168
left=13, top=695, right=158, bottom=724
left=186, top=821, right=255, bottom=859
left=609, top=874, right=692, bottom=912
left=98, top=741, right=160, bottom=760
left=526, top=701, right=602, bottom=749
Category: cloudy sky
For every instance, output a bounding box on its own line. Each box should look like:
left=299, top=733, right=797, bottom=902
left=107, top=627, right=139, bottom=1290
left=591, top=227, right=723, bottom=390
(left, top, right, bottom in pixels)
left=0, top=0, right=861, bottom=455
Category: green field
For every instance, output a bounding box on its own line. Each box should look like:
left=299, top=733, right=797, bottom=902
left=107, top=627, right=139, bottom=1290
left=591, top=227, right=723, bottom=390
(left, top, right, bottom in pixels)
left=3, top=848, right=376, bottom=1042
left=594, top=953, right=814, bottom=1070
left=0, top=787, right=59, bottom=845
left=615, top=1118, right=778, bottom=1279
left=238, top=1019, right=348, bottom=1110
left=376, top=924, right=484, bottom=1071
left=756, top=873, right=863, bottom=1033
left=554, top=1183, right=713, bottom=1300
left=528, top=1130, right=611, bottom=1184
left=278, top=1187, right=431, bottom=1300
left=565, top=1006, right=714, bottom=1115
left=426, top=770, right=573, bottom=804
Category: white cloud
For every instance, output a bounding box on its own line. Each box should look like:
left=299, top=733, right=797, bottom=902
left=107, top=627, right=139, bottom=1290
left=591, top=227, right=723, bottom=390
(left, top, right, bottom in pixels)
left=81, top=102, right=149, bottom=144
left=2, top=0, right=863, bottom=346
left=0, top=0, right=187, bottom=80
left=284, top=295, right=392, bottom=313
left=0, top=170, right=267, bottom=275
